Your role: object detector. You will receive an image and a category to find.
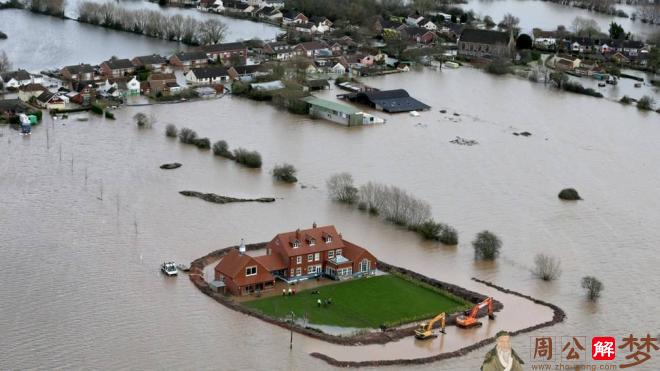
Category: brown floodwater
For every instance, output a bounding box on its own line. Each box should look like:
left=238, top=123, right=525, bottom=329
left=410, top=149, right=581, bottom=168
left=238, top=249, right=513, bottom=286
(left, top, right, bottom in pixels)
left=1, top=67, right=659, bottom=370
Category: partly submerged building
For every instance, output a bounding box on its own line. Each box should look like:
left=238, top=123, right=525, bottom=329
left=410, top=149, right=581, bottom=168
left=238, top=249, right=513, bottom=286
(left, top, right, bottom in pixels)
left=214, top=224, right=378, bottom=296
left=301, top=96, right=384, bottom=126
left=340, top=89, right=430, bottom=113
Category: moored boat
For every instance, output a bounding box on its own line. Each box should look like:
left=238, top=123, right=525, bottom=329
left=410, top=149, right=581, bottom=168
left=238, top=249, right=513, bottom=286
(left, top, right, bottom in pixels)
left=161, top=261, right=178, bottom=276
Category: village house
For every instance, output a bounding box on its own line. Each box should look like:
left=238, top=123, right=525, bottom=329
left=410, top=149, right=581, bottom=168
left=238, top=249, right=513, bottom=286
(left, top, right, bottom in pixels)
left=406, top=14, right=425, bottom=26
left=201, top=42, right=248, bottom=65
left=214, top=224, right=378, bottom=296
left=69, top=80, right=97, bottom=105
left=100, top=58, right=136, bottom=78
left=36, top=91, right=69, bottom=110
left=282, top=10, right=308, bottom=25
left=402, top=26, right=437, bottom=44
left=294, top=40, right=330, bottom=58
left=198, top=0, right=224, bottom=12
left=127, top=76, right=141, bottom=96
left=417, top=18, right=437, bottom=31
left=554, top=55, right=582, bottom=71
left=97, top=79, right=122, bottom=99
left=148, top=73, right=177, bottom=95
left=185, top=66, right=230, bottom=85
left=263, top=41, right=295, bottom=60
left=18, top=83, right=47, bottom=102
left=227, top=65, right=267, bottom=81
left=458, top=29, right=514, bottom=59
left=60, top=64, right=95, bottom=81
left=131, top=54, right=169, bottom=72
left=309, top=16, right=333, bottom=33
left=1, top=69, right=35, bottom=88
left=169, top=51, right=209, bottom=70
left=293, top=22, right=316, bottom=34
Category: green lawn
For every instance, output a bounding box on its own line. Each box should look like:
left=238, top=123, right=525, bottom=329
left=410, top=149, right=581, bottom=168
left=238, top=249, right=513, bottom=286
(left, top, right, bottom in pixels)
left=243, top=275, right=470, bottom=328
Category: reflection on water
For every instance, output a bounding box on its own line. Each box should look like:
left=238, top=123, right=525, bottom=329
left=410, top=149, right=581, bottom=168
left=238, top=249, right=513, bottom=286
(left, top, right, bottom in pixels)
left=1, top=68, right=659, bottom=369
left=461, top=0, right=658, bottom=40
left=0, top=4, right=280, bottom=71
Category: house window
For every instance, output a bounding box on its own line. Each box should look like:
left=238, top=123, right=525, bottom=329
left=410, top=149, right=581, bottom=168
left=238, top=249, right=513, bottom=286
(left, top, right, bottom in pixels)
left=325, top=236, right=332, bottom=243
left=293, top=240, right=300, bottom=248
left=360, top=259, right=370, bottom=273
left=328, top=250, right=334, bottom=259
left=308, top=266, right=316, bottom=274
left=314, top=253, right=320, bottom=261
left=308, top=254, right=313, bottom=262
left=246, top=266, right=257, bottom=276
left=296, top=256, right=302, bottom=265
left=336, top=249, right=342, bottom=256
left=296, top=267, right=301, bottom=276
left=309, top=238, right=316, bottom=246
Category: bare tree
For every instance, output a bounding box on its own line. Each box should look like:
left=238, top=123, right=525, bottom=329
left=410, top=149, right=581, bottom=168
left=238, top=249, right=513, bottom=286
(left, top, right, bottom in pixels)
left=499, top=13, right=520, bottom=30
left=571, top=16, right=601, bottom=36
left=197, top=19, right=228, bottom=45
left=46, top=0, right=65, bottom=16
left=327, top=172, right=358, bottom=204
left=531, top=254, right=562, bottom=281
left=0, top=50, right=11, bottom=73
left=581, top=276, right=603, bottom=300
left=181, top=16, right=198, bottom=45
left=168, top=14, right=185, bottom=41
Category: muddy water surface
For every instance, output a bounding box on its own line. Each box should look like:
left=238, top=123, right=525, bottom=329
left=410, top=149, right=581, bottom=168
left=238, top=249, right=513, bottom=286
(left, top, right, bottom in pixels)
left=1, top=67, right=659, bottom=370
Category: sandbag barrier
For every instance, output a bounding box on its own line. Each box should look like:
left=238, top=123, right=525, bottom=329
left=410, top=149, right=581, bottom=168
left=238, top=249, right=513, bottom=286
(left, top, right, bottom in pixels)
left=189, top=247, right=501, bottom=346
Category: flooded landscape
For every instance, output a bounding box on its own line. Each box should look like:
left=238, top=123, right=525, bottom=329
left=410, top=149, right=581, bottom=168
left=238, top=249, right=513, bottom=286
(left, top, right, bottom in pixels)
left=1, top=0, right=660, bottom=369
left=2, top=67, right=659, bottom=369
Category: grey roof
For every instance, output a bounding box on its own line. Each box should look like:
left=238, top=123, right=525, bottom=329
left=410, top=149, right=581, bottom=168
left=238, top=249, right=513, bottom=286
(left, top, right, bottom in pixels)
left=360, top=89, right=430, bottom=113
left=460, top=29, right=509, bottom=45
left=104, top=59, right=134, bottom=70
left=190, top=66, right=229, bottom=79
left=1, top=69, right=31, bottom=82
left=174, top=51, right=209, bottom=62
left=37, top=91, right=54, bottom=103
left=133, top=54, right=167, bottom=64
left=203, top=42, right=247, bottom=53
left=63, top=64, right=94, bottom=74
left=231, top=65, right=265, bottom=75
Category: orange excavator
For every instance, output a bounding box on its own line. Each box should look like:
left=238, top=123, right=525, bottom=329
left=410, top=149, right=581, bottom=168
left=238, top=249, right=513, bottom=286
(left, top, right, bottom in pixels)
left=414, top=312, right=446, bottom=339
left=456, top=297, right=495, bottom=329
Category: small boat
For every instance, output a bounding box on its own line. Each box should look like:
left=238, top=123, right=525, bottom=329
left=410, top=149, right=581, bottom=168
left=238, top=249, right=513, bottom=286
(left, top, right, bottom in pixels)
left=19, top=114, right=31, bottom=135
left=176, top=263, right=190, bottom=272
left=409, top=111, right=420, bottom=117
left=443, top=61, right=460, bottom=69
left=598, top=82, right=606, bottom=87
left=634, top=82, right=642, bottom=88
left=161, top=261, right=178, bottom=276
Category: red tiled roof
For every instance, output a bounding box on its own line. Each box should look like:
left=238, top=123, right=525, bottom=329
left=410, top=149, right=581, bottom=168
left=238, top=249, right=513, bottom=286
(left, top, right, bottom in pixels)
left=341, top=239, right=373, bottom=263
left=268, top=225, right=345, bottom=259
left=215, top=249, right=274, bottom=287
left=254, top=254, right=287, bottom=272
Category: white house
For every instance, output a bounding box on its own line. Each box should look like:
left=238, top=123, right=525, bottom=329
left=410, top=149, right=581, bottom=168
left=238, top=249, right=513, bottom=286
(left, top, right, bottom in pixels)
left=185, top=66, right=230, bottom=85
left=1, top=69, right=38, bottom=88
left=534, top=37, right=556, bottom=50
left=127, top=76, right=140, bottom=96
left=418, top=19, right=437, bottom=31
left=331, top=62, right=347, bottom=75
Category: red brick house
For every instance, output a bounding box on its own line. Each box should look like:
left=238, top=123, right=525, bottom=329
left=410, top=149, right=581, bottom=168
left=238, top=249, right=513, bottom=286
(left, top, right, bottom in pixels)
left=169, top=51, right=209, bottom=71
left=214, top=224, right=377, bottom=296
left=60, top=64, right=95, bottom=81
left=201, top=42, right=248, bottom=65
left=215, top=249, right=276, bottom=296
left=100, top=58, right=136, bottom=77
left=131, top=54, right=169, bottom=72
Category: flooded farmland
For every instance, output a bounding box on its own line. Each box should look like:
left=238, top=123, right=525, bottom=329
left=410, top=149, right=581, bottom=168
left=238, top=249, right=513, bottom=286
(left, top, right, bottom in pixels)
left=1, top=65, right=659, bottom=369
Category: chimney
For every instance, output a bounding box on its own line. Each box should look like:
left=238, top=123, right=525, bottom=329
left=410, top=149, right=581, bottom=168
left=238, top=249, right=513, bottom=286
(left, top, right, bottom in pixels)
left=296, top=229, right=300, bottom=239
left=239, top=238, right=246, bottom=254
left=312, top=222, right=317, bottom=229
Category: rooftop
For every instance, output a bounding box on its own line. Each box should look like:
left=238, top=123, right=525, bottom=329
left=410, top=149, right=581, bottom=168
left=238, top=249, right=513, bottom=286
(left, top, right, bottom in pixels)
left=460, top=29, right=510, bottom=45
left=301, top=96, right=360, bottom=115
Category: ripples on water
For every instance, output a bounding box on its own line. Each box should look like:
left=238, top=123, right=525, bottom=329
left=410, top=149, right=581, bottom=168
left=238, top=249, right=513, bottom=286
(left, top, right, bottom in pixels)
left=1, top=67, right=659, bottom=369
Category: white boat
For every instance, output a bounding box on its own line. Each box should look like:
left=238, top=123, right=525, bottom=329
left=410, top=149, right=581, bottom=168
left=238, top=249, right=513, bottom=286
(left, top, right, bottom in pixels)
left=161, top=261, right=178, bottom=276
left=443, top=61, right=460, bottom=69
left=409, top=111, right=420, bottom=117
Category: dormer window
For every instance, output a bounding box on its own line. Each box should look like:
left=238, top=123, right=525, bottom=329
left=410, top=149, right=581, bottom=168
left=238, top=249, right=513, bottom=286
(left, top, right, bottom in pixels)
left=292, top=240, right=300, bottom=248
left=309, top=238, right=316, bottom=246
left=324, top=235, right=332, bottom=244
left=246, top=266, right=257, bottom=276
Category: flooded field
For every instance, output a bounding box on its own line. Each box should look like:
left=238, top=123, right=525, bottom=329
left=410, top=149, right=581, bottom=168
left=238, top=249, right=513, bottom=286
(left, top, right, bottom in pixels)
left=0, top=4, right=280, bottom=72
left=461, top=0, right=659, bottom=40
left=1, top=67, right=660, bottom=370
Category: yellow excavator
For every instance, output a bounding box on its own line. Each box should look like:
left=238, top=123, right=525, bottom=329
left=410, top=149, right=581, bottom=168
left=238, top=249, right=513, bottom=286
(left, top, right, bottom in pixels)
left=414, top=312, right=446, bottom=339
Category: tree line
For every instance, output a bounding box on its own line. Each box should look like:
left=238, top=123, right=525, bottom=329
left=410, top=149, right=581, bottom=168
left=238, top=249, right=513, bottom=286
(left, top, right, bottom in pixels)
left=76, top=1, right=227, bottom=45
